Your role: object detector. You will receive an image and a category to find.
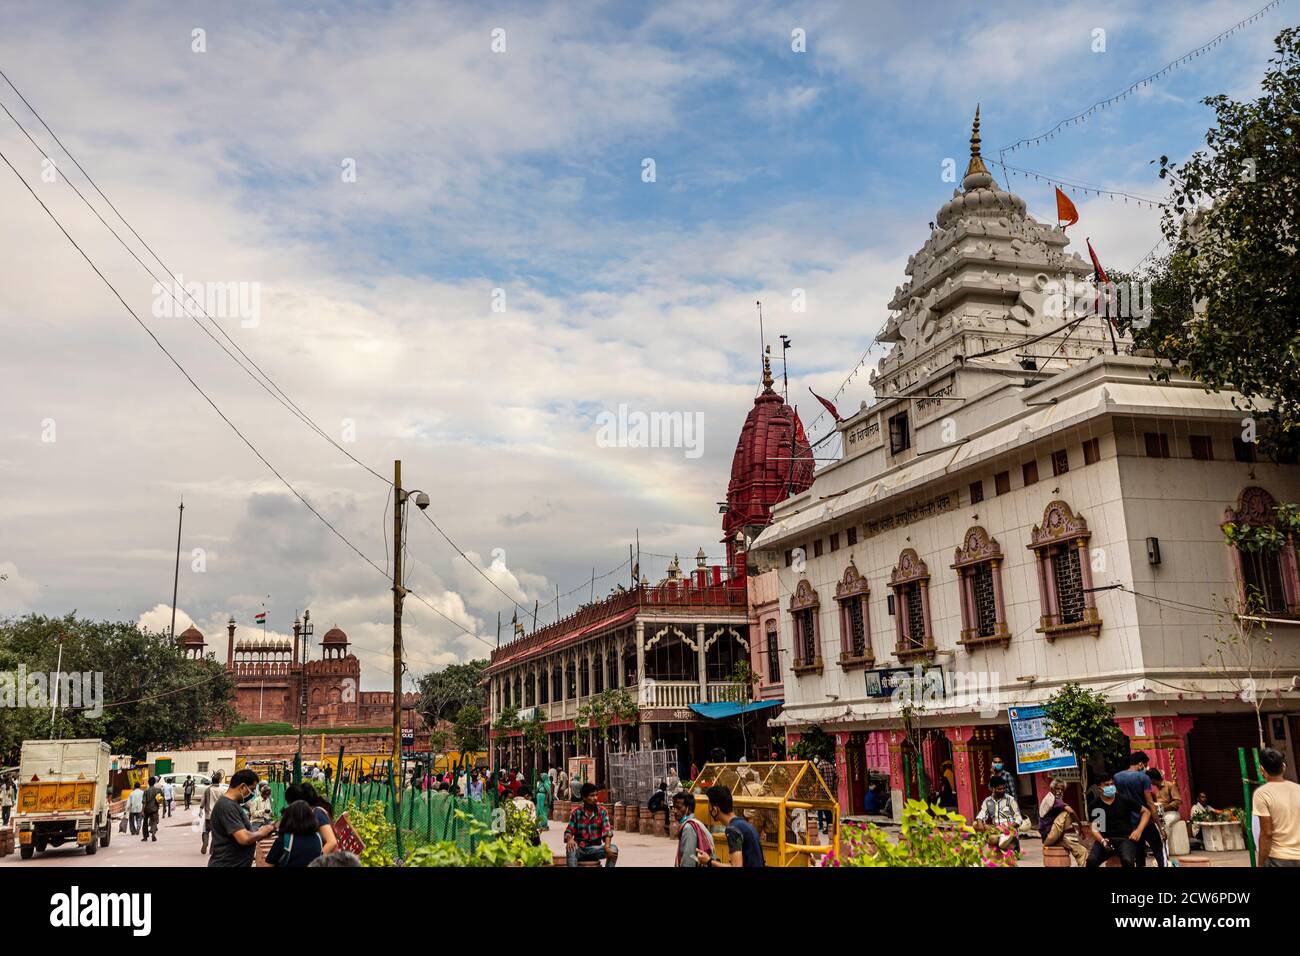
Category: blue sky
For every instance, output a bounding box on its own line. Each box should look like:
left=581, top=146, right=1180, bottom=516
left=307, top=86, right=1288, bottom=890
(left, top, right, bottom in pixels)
left=0, top=0, right=1290, bottom=682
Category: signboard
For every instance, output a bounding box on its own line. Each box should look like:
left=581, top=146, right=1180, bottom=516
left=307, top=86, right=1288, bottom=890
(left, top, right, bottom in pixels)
left=640, top=708, right=695, bottom=722
left=567, top=756, right=596, bottom=787
left=844, top=414, right=883, bottom=455
left=331, top=812, right=366, bottom=856
left=913, top=374, right=956, bottom=423
left=1007, top=705, right=1076, bottom=775
left=401, top=728, right=414, bottom=750
left=864, top=665, right=944, bottom=700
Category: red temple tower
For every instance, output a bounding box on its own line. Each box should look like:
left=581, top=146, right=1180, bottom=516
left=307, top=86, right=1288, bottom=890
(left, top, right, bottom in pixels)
left=723, top=351, right=815, bottom=574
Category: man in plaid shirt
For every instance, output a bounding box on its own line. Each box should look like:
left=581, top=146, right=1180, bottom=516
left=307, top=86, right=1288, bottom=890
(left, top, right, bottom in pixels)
left=565, top=782, right=619, bottom=867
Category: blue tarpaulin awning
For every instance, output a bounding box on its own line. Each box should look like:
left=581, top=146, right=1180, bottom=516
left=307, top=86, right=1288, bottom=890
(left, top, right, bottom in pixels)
left=688, top=699, right=783, bottom=720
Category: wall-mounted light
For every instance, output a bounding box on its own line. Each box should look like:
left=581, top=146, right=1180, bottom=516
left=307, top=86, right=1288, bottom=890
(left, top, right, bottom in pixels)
left=1146, top=537, right=1161, bottom=566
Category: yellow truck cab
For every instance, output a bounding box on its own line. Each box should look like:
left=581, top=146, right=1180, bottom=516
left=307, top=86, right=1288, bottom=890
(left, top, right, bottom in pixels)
left=15, top=739, right=113, bottom=859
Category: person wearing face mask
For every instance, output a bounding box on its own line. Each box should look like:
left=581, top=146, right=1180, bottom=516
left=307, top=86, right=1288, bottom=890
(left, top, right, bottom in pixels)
left=990, top=755, right=1016, bottom=806
left=1086, top=769, right=1150, bottom=868
left=207, top=769, right=276, bottom=868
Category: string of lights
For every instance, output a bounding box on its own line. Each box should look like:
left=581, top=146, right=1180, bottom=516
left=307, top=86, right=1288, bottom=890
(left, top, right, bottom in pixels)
left=997, top=0, right=1284, bottom=156
left=989, top=158, right=1167, bottom=209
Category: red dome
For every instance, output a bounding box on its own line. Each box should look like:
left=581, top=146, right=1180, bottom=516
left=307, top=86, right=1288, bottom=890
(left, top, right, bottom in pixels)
left=723, top=356, right=814, bottom=564
left=178, top=626, right=205, bottom=645
left=322, top=627, right=349, bottom=645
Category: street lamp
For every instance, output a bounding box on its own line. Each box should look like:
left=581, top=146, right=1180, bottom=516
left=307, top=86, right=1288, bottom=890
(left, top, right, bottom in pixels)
left=296, top=609, right=313, bottom=777
left=391, top=466, right=430, bottom=855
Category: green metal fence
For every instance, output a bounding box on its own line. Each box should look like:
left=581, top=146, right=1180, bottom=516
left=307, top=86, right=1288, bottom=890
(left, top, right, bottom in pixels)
left=268, top=781, right=496, bottom=854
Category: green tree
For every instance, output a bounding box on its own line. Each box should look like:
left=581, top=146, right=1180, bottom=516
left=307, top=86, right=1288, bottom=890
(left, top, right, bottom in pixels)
left=576, top=688, right=638, bottom=756
left=0, top=613, right=238, bottom=763
left=452, top=704, right=485, bottom=755
left=520, top=715, right=548, bottom=756
left=1041, top=682, right=1122, bottom=802
left=790, top=725, right=834, bottom=764
left=416, top=660, right=487, bottom=724
left=724, top=659, right=759, bottom=758
left=1125, top=28, right=1300, bottom=454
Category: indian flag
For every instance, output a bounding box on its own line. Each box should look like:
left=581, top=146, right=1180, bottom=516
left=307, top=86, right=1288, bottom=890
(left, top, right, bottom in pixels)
left=255, top=611, right=267, bottom=625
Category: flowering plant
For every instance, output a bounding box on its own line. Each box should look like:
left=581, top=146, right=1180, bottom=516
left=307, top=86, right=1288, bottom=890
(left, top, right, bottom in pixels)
left=817, top=800, right=1016, bottom=868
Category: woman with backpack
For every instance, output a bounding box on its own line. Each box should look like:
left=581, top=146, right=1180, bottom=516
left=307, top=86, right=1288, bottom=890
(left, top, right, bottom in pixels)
left=266, top=800, right=324, bottom=867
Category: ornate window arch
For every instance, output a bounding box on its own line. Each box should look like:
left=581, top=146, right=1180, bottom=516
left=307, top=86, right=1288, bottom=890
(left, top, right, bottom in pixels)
left=1223, top=486, right=1300, bottom=615
left=551, top=663, right=563, bottom=701
left=525, top=667, right=536, bottom=707
left=952, top=526, right=1011, bottom=649
left=788, top=578, right=823, bottom=675
left=890, top=548, right=935, bottom=663
left=834, top=558, right=874, bottom=668
left=538, top=663, right=549, bottom=705
left=1028, top=500, right=1101, bottom=640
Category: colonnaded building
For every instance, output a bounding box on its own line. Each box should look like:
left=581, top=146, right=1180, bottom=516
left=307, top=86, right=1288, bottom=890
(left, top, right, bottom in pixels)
left=750, top=114, right=1300, bottom=823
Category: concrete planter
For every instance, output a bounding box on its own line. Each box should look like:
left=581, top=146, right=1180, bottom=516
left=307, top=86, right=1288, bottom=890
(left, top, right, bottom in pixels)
left=1200, top=821, right=1245, bottom=852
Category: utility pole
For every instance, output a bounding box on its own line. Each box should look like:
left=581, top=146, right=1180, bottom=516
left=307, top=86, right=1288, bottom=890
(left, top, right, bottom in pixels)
left=392, top=459, right=405, bottom=845
left=169, top=496, right=184, bottom=645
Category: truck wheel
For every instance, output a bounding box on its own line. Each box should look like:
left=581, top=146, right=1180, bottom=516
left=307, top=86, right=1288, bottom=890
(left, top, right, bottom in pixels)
left=19, top=846, right=34, bottom=859
left=85, top=836, right=97, bottom=855
left=34, top=838, right=47, bottom=853
left=100, top=824, right=111, bottom=848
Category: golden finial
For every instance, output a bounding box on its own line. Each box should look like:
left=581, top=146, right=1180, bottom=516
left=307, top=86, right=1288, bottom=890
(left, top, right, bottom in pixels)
left=762, top=345, right=774, bottom=389
left=965, top=103, right=989, bottom=179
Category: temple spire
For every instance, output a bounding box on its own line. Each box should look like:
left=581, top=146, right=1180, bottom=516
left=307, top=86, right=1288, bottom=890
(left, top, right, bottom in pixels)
left=762, top=345, right=775, bottom=390
left=964, top=104, right=989, bottom=179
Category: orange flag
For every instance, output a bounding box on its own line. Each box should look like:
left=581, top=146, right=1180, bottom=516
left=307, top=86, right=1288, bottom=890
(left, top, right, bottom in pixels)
left=1055, top=187, right=1079, bottom=230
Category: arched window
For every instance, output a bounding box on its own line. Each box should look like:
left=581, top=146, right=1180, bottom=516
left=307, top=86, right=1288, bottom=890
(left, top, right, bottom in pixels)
left=579, top=656, right=590, bottom=697
left=525, top=670, right=536, bottom=707
left=538, top=667, right=549, bottom=705
left=593, top=652, right=604, bottom=694
left=835, top=559, right=873, bottom=668
left=606, top=650, right=619, bottom=690
left=788, top=579, right=823, bottom=675
left=1028, top=500, right=1101, bottom=639
left=953, top=527, right=1010, bottom=649
left=889, top=548, right=934, bottom=662
left=513, top=675, right=522, bottom=706
left=502, top=678, right=511, bottom=708
left=565, top=661, right=577, bottom=699
left=764, top=619, right=781, bottom=684
left=1224, top=487, right=1300, bottom=615
left=552, top=665, right=562, bottom=701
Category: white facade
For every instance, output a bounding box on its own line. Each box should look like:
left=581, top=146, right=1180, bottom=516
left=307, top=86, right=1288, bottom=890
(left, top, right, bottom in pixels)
left=752, top=116, right=1300, bottom=813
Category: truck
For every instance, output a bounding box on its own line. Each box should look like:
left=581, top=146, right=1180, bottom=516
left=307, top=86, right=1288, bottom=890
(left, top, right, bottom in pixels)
left=14, top=739, right=113, bottom=859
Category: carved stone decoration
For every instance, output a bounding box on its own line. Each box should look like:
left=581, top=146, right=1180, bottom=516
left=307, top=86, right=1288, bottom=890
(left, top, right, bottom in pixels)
left=789, top=577, right=821, bottom=611
left=952, top=526, right=1003, bottom=569
left=1029, top=499, right=1091, bottom=551
left=647, top=625, right=690, bottom=652
left=834, top=558, right=871, bottom=600
left=1224, top=486, right=1278, bottom=527
left=889, top=548, right=930, bottom=587
left=706, top=626, right=748, bottom=654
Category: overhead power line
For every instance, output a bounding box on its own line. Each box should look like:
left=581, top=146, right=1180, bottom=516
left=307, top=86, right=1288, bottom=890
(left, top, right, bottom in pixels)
left=0, top=145, right=493, bottom=654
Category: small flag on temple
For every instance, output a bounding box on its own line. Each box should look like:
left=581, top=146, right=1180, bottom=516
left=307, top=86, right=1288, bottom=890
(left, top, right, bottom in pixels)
left=1087, top=237, right=1108, bottom=285
left=808, top=387, right=842, bottom=423
left=1055, top=187, right=1079, bottom=231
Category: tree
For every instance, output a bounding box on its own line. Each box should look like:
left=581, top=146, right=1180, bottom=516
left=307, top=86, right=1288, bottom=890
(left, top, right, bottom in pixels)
left=1125, top=28, right=1300, bottom=454
left=0, top=613, right=238, bottom=762
left=452, top=704, right=485, bottom=755
left=576, top=688, right=638, bottom=755
left=520, top=715, right=548, bottom=760
left=790, top=725, right=834, bottom=764
left=416, top=660, right=487, bottom=724
left=1041, top=682, right=1122, bottom=803
left=724, top=659, right=759, bottom=758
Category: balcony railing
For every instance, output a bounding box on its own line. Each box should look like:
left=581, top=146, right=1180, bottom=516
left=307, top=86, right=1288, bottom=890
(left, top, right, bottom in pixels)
left=489, top=581, right=748, bottom=667
left=640, top=681, right=750, bottom=708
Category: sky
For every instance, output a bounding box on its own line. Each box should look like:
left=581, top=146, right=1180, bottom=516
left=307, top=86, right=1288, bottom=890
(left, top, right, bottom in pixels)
left=0, top=0, right=1290, bottom=688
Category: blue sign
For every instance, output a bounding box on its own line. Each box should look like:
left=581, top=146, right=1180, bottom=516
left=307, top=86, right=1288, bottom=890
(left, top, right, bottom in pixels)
left=1007, top=705, right=1076, bottom=775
